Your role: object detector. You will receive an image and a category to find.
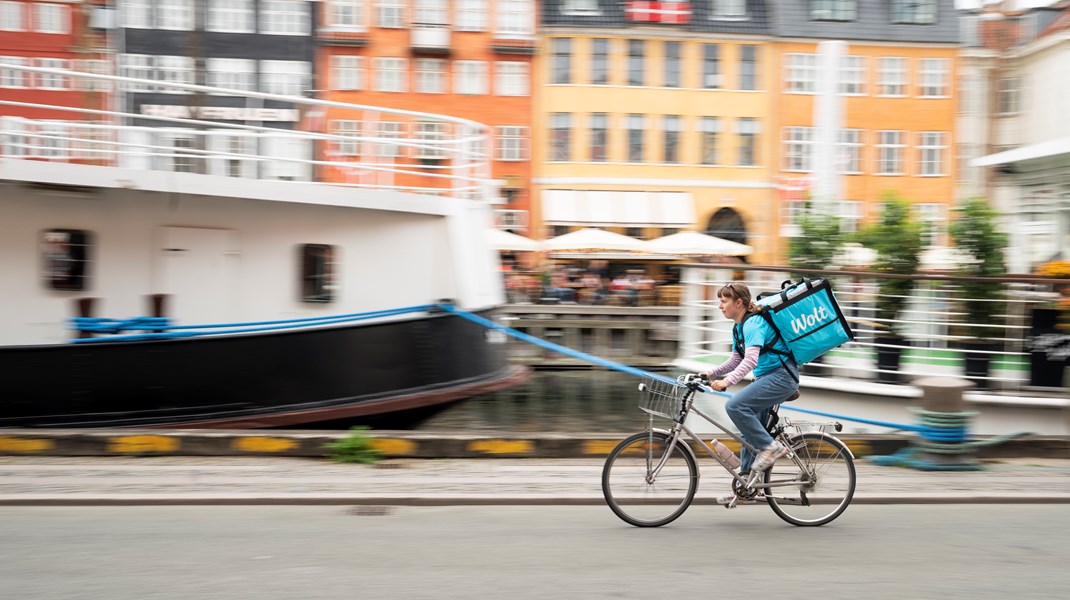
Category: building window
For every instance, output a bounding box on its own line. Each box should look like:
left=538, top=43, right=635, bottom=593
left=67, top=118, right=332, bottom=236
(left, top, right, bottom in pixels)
left=711, top=0, right=746, bottom=20
left=330, top=119, right=361, bottom=156
left=876, top=130, right=905, bottom=175
left=892, top=0, right=936, bottom=25
left=327, top=0, right=364, bottom=30
left=414, top=0, right=447, bottom=25
left=121, top=0, right=151, bottom=28
left=120, top=54, right=154, bottom=91
left=331, top=55, right=364, bottom=91
left=35, top=58, right=70, bottom=90
left=702, top=44, right=720, bottom=88
left=838, top=129, right=863, bottom=174
left=415, top=58, right=445, bottom=93
left=562, top=0, right=599, bottom=14
left=376, top=121, right=404, bottom=157
left=456, top=0, right=486, bottom=31
left=34, top=3, right=67, bottom=33
left=455, top=60, right=487, bottom=95
left=0, top=56, right=28, bottom=88
left=840, top=55, right=865, bottom=95
left=810, top=0, right=855, bottom=21
left=785, top=53, right=817, bottom=93
left=0, top=1, right=24, bottom=31
left=589, top=113, right=607, bottom=162
left=496, top=0, right=533, bottom=38
left=496, top=126, right=528, bottom=161
left=915, top=203, right=946, bottom=246
left=998, top=77, right=1019, bottom=114
left=836, top=200, right=862, bottom=234
left=42, top=229, right=92, bottom=291
left=156, top=56, right=194, bottom=93
left=551, top=38, right=571, bottom=84
left=260, top=60, right=311, bottom=95
left=377, top=0, right=404, bottom=28
left=739, top=45, right=758, bottom=90
left=663, top=115, right=681, bottom=163
left=783, top=126, right=814, bottom=172
left=878, top=57, right=908, bottom=96
left=627, top=114, right=645, bottom=162
left=261, top=0, right=308, bottom=34
left=550, top=113, right=571, bottom=162
left=627, top=40, right=645, bottom=86
left=208, top=58, right=256, bottom=92
left=918, top=58, right=948, bottom=97
left=700, top=117, right=720, bottom=165
left=414, top=121, right=449, bottom=159
left=736, top=118, right=759, bottom=166
left=157, top=0, right=194, bottom=30
left=208, top=0, right=254, bottom=32
left=664, top=41, right=681, bottom=88
left=300, top=244, right=336, bottom=303
left=590, top=38, right=609, bottom=85
left=917, top=131, right=946, bottom=176
left=496, top=62, right=528, bottom=96
left=373, top=57, right=407, bottom=92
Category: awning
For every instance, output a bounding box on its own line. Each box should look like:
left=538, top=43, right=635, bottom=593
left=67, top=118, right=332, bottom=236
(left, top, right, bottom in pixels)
left=973, top=136, right=1070, bottom=167
left=541, top=190, right=695, bottom=227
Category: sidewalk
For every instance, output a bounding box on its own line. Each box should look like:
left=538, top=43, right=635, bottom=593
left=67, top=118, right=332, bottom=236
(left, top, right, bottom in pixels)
left=2, top=455, right=1069, bottom=506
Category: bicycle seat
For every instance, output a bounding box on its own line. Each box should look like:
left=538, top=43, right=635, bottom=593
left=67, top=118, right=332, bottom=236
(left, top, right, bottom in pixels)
left=785, top=390, right=800, bottom=402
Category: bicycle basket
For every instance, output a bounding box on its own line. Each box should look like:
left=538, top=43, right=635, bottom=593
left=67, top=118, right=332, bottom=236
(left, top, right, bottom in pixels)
left=637, top=377, right=686, bottom=420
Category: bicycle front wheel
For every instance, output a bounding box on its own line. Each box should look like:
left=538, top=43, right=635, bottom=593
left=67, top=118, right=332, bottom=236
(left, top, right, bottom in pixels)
left=763, top=432, right=856, bottom=527
left=601, top=430, right=698, bottom=527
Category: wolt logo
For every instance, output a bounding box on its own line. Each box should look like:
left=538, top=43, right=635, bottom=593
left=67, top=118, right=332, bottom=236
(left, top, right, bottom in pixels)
left=790, top=305, right=829, bottom=335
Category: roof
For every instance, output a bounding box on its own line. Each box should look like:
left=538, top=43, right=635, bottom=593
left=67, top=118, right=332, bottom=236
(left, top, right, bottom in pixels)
left=771, top=0, right=960, bottom=43
left=540, top=0, right=773, bottom=35
left=972, top=136, right=1070, bottom=168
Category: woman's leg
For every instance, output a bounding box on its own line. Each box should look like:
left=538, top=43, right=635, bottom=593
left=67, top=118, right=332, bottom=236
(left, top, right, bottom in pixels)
left=725, top=367, right=798, bottom=472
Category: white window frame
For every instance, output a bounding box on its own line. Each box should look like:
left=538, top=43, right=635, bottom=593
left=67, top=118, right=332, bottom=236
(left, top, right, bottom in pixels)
left=892, top=0, right=936, bottom=25
left=588, top=113, right=608, bottom=162
left=917, top=131, right=947, bottom=177
left=415, top=58, right=445, bottom=93
left=0, top=56, right=29, bottom=88
left=700, top=116, right=721, bottom=165
left=414, top=0, right=447, bottom=25
left=455, top=60, right=487, bottom=95
left=736, top=118, right=760, bottom=166
left=120, top=54, right=154, bottom=91
left=495, top=62, right=528, bottom=96
left=495, top=0, right=534, bottom=39
left=208, top=0, right=255, bottom=33
left=783, top=126, right=814, bottom=172
left=811, top=0, right=856, bottom=22
left=711, top=0, right=746, bottom=20
left=260, top=60, right=311, bottom=96
left=330, top=119, right=361, bottom=157
left=32, top=120, right=71, bottom=159
left=562, top=0, right=599, bottom=15
left=261, top=134, right=311, bottom=181
left=915, top=203, right=946, bottom=246
left=840, top=55, right=865, bottom=95
left=76, top=59, right=112, bottom=91
left=34, top=3, right=67, bottom=34
left=413, top=121, right=449, bottom=159
left=456, top=0, right=486, bottom=31
left=998, top=77, right=1020, bottom=114
left=156, top=56, right=195, bottom=93
left=496, top=126, right=528, bottom=161
left=331, top=55, right=364, bottom=91
left=121, top=0, right=152, bottom=28
left=785, top=53, right=817, bottom=94
left=878, top=57, right=908, bottom=97
left=836, top=200, right=862, bottom=234
left=36, top=58, right=70, bottom=90
left=327, top=0, right=365, bottom=30
left=377, top=0, right=405, bottom=28
left=876, top=130, right=905, bottom=175
left=838, top=128, right=863, bottom=174
left=662, top=115, right=682, bottom=164
left=372, top=57, right=407, bottom=92
left=918, top=58, right=949, bottom=98
left=0, top=1, right=24, bottom=31
left=375, top=121, right=404, bottom=158
left=157, top=0, right=194, bottom=31
left=260, top=0, right=309, bottom=35
left=207, top=58, right=256, bottom=93
left=551, top=112, right=572, bottom=162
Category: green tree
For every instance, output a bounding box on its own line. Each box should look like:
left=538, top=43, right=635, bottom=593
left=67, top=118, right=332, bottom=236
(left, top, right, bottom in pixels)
left=948, top=198, right=1008, bottom=332
left=788, top=204, right=844, bottom=277
left=857, top=191, right=924, bottom=339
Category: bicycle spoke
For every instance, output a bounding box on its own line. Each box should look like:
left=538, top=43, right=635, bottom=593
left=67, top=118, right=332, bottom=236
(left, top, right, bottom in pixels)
left=764, top=433, right=856, bottom=526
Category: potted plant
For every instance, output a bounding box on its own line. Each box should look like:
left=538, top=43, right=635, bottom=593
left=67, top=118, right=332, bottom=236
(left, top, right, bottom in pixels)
left=948, top=198, right=1008, bottom=389
left=787, top=203, right=844, bottom=375
left=857, top=192, right=923, bottom=383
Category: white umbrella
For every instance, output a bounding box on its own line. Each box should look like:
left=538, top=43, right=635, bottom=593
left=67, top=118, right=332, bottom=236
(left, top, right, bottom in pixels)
left=644, top=231, right=752, bottom=256
left=487, top=229, right=541, bottom=252
left=541, top=228, right=650, bottom=253
left=920, top=246, right=979, bottom=271
left=830, top=243, right=878, bottom=268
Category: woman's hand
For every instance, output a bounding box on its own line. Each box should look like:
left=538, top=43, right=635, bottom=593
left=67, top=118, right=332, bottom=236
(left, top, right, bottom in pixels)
left=711, top=379, right=728, bottom=392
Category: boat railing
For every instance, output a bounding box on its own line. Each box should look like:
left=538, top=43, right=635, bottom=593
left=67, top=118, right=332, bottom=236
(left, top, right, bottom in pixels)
left=0, top=63, right=495, bottom=200
left=678, top=264, right=1070, bottom=395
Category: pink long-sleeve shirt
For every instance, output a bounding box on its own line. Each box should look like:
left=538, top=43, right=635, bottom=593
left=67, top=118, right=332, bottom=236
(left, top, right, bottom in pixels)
left=706, top=346, right=760, bottom=387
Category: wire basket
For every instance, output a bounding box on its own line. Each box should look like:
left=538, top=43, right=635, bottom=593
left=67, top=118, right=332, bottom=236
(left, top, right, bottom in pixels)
left=637, top=377, right=686, bottom=420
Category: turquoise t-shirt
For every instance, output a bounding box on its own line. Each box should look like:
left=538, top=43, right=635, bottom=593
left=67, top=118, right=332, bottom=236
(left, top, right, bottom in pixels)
left=733, top=315, right=793, bottom=378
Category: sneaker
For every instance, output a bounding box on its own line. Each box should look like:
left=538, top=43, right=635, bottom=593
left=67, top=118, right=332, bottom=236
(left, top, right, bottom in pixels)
left=716, top=491, right=757, bottom=507
left=751, top=440, right=788, bottom=473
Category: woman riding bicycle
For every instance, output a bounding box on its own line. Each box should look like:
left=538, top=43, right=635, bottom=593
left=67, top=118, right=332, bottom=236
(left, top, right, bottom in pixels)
left=705, top=282, right=799, bottom=505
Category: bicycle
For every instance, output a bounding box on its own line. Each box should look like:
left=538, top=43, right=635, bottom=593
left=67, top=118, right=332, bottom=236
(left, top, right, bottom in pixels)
left=601, top=373, right=856, bottom=527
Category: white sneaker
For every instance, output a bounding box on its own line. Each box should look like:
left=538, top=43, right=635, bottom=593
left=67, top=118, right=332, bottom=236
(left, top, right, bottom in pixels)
left=751, top=440, right=788, bottom=473
left=716, top=491, right=757, bottom=507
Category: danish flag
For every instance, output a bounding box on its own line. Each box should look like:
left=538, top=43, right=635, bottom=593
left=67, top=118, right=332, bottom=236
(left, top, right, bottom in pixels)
left=625, top=1, right=692, bottom=24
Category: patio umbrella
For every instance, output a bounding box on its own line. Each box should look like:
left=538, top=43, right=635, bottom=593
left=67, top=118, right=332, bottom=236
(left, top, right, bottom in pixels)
left=920, top=246, right=979, bottom=271
left=830, top=243, right=878, bottom=269
left=486, top=229, right=541, bottom=252
left=644, top=231, right=752, bottom=256
left=541, top=228, right=650, bottom=253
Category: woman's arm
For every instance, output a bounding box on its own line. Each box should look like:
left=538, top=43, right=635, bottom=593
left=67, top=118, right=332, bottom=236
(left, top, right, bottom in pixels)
left=715, top=346, right=760, bottom=388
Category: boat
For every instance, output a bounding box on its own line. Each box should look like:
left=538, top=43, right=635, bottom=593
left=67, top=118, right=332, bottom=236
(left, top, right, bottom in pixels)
left=0, top=64, right=526, bottom=428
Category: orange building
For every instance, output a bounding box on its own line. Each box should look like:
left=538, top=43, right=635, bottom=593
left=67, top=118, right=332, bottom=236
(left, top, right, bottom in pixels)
left=315, top=0, right=535, bottom=229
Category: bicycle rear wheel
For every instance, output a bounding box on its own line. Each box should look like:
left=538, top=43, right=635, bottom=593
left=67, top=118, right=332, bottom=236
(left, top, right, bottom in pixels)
left=763, top=432, right=855, bottom=527
left=602, top=430, right=698, bottom=527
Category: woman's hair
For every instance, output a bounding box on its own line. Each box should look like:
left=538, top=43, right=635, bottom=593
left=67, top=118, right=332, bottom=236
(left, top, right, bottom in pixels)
left=718, top=282, right=760, bottom=313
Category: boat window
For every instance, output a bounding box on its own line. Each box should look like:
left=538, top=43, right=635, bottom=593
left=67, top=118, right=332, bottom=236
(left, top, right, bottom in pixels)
left=300, top=243, right=337, bottom=303
left=41, top=229, right=92, bottom=291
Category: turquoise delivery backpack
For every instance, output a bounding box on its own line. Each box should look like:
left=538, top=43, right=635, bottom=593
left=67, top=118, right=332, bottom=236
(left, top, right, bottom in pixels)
left=753, top=278, right=855, bottom=366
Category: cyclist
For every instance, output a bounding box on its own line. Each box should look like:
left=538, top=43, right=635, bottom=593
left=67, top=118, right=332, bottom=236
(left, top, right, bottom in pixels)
left=703, top=282, right=799, bottom=505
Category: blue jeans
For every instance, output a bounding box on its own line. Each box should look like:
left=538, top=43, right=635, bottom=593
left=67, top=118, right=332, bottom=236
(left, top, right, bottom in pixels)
left=725, top=363, right=799, bottom=473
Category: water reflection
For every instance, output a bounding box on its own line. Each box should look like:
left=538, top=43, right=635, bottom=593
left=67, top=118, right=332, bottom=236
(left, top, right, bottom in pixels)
left=418, top=370, right=667, bottom=433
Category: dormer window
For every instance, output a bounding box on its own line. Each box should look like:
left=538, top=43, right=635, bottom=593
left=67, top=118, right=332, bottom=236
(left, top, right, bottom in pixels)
left=811, top=0, right=855, bottom=22
left=891, top=0, right=936, bottom=25
left=562, top=0, right=600, bottom=15
left=711, top=0, right=746, bottom=21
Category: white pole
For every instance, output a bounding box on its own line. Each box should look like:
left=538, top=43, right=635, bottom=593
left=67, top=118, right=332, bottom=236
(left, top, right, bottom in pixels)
left=812, top=40, right=846, bottom=216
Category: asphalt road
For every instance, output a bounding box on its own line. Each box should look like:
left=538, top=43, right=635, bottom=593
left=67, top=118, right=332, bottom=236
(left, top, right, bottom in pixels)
left=2, top=505, right=1066, bottom=600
